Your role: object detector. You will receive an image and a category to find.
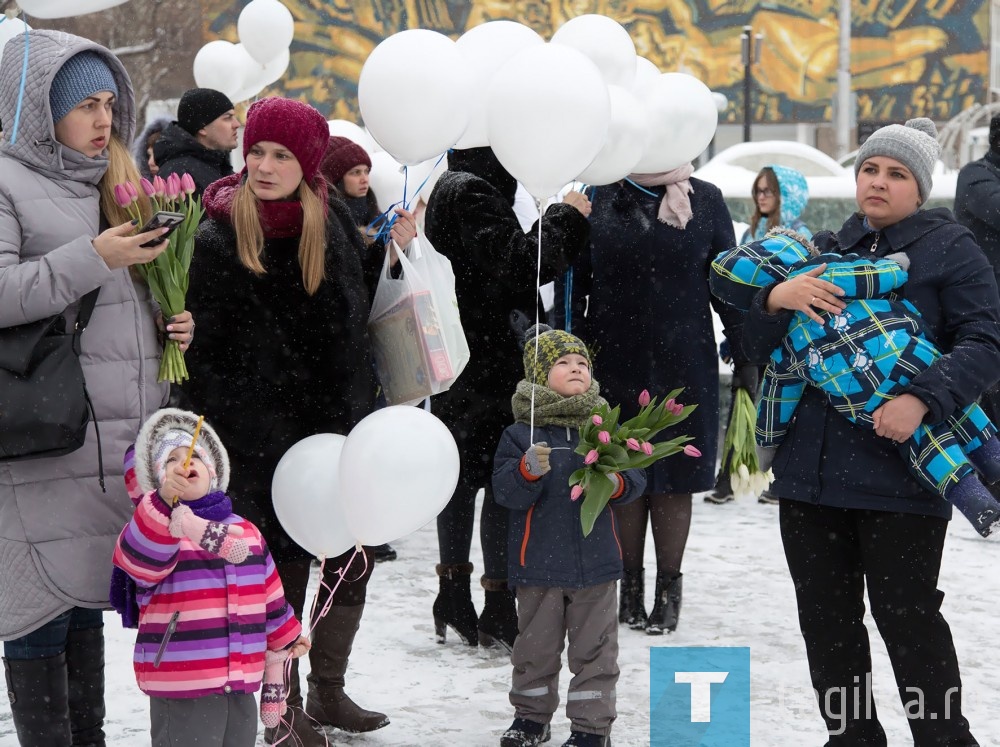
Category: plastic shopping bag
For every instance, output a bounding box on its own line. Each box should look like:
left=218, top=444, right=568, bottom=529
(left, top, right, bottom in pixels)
left=368, top=237, right=469, bottom=405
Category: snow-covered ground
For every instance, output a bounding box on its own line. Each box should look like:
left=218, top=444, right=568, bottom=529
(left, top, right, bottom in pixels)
left=1, top=491, right=996, bottom=746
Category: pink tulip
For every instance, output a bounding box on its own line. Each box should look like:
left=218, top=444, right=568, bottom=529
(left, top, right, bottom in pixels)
left=180, top=173, right=196, bottom=195
left=638, top=389, right=651, bottom=407
left=598, top=430, right=610, bottom=444
left=165, top=173, right=182, bottom=199
left=140, top=177, right=156, bottom=197
left=113, top=183, right=130, bottom=208
left=626, top=438, right=641, bottom=451
left=124, top=181, right=139, bottom=200
left=641, top=441, right=654, bottom=456
left=570, top=485, right=584, bottom=501
left=152, top=175, right=166, bottom=196
left=683, top=445, right=702, bottom=458
left=584, top=449, right=599, bottom=465
left=592, top=414, right=603, bottom=426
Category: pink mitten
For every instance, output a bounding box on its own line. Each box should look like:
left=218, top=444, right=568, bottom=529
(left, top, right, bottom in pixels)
left=168, top=504, right=248, bottom=564
left=260, top=649, right=289, bottom=728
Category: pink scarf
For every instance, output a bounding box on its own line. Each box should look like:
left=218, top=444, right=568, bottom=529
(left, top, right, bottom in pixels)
left=628, top=163, right=695, bottom=229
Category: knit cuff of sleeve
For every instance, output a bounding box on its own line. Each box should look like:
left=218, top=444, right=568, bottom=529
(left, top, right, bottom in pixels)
left=609, top=473, right=626, bottom=500
left=519, top=456, right=542, bottom=482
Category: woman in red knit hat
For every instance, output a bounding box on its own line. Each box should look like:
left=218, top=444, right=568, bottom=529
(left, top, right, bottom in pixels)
left=183, top=97, right=416, bottom=746
left=322, top=136, right=380, bottom=237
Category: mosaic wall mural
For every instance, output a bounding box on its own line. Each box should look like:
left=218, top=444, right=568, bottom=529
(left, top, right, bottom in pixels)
left=204, top=0, right=988, bottom=124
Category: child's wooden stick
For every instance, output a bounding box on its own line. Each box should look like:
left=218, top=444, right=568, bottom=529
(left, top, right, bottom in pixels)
left=172, top=415, right=205, bottom=506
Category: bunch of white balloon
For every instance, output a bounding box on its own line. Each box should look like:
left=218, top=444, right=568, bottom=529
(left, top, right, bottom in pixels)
left=192, top=0, right=293, bottom=104
left=356, top=14, right=721, bottom=203
left=14, top=0, right=128, bottom=18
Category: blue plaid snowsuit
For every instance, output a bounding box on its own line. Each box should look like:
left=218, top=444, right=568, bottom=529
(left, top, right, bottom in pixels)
left=710, top=232, right=997, bottom=497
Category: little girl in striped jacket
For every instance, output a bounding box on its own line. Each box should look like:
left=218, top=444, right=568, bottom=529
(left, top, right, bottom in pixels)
left=112, top=408, right=310, bottom=746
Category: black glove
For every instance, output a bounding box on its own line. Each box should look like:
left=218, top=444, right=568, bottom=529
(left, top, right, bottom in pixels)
left=731, top=364, right=759, bottom=396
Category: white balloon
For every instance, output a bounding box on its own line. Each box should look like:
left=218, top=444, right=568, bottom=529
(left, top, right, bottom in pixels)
left=551, top=14, right=636, bottom=90
left=0, top=17, right=30, bottom=64
left=193, top=41, right=246, bottom=101
left=359, top=29, right=473, bottom=165
left=577, top=85, right=650, bottom=186
left=230, top=47, right=290, bottom=103
left=340, top=407, right=459, bottom=545
left=272, top=434, right=357, bottom=558
left=454, top=21, right=544, bottom=149
left=327, top=120, right=377, bottom=154
left=633, top=72, right=718, bottom=173
left=16, top=0, right=127, bottom=18
left=486, top=43, right=610, bottom=200
left=633, top=56, right=660, bottom=95
left=237, top=0, right=295, bottom=66
left=368, top=151, right=406, bottom=209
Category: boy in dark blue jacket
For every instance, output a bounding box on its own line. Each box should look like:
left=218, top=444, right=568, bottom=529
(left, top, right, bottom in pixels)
left=493, top=325, right=646, bottom=747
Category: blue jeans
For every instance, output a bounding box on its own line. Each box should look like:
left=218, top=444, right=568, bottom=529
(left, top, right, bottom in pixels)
left=3, top=607, right=104, bottom=660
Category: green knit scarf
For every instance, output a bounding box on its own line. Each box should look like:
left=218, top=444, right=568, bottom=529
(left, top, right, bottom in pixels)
left=511, top=379, right=608, bottom=429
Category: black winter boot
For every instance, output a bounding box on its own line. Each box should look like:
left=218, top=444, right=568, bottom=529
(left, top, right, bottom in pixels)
left=479, top=577, right=518, bottom=651
left=618, top=569, right=647, bottom=630
left=501, top=717, right=552, bottom=746
left=305, top=604, right=389, bottom=733
left=3, top=654, right=73, bottom=746
left=264, top=658, right=328, bottom=747
left=433, top=562, right=478, bottom=646
left=704, top=469, right=735, bottom=504
left=646, top=572, right=682, bottom=635
left=562, top=731, right=611, bottom=746
left=66, top=627, right=106, bottom=746
left=372, top=543, right=397, bottom=562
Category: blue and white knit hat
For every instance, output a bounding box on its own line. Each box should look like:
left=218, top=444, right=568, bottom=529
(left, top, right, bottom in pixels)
left=49, top=51, right=119, bottom=123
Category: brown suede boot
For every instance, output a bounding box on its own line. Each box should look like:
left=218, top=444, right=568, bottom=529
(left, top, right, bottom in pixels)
left=263, top=657, right=328, bottom=747
left=305, top=604, right=389, bottom=733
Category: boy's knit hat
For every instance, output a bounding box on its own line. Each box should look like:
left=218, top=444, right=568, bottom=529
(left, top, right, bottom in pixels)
left=177, top=87, right=234, bottom=136
left=243, top=97, right=330, bottom=184
left=322, top=136, right=371, bottom=187
left=134, top=408, right=230, bottom=494
left=49, top=51, right=119, bottom=124
left=522, top=324, right=591, bottom=386
left=854, top=118, right=940, bottom=204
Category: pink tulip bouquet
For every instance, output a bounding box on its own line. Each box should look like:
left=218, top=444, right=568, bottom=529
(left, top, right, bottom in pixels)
left=720, top=387, right=774, bottom=497
left=571, top=388, right=699, bottom=536
left=113, top=174, right=204, bottom=384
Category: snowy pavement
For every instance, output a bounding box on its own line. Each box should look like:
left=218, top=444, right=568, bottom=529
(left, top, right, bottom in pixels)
left=1, top=492, right=997, bottom=746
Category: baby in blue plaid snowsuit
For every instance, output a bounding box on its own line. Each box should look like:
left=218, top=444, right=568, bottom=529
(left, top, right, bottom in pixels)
left=710, top=229, right=1000, bottom=536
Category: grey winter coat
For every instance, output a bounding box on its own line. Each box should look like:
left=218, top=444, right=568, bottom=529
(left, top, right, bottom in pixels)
left=0, top=30, right=168, bottom=639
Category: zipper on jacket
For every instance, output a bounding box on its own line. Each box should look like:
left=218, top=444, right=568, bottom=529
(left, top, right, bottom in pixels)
left=869, top=232, right=880, bottom=253
left=520, top=506, right=535, bottom=567
left=153, top=611, right=180, bottom=668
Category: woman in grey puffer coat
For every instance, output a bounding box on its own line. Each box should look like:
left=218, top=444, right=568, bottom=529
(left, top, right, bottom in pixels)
left=0, top=31, right=193, bottom=746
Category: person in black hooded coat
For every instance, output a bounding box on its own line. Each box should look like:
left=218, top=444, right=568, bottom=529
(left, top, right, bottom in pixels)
left=423, top=147, right=591, bottom=652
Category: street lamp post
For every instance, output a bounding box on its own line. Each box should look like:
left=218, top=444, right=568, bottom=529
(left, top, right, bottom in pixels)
left=741, top=25, right=763, bottom=143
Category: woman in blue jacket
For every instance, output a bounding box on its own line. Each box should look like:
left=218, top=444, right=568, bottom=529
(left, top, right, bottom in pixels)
left=743, top=118, right=997, bottom=745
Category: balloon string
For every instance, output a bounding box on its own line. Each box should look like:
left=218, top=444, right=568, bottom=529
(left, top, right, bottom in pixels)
left=302, top=546, right=365, bottom=638
left=365, top=151, right=448, bottom=243
left=9, top=19, right=30, bottom=145
left=624, top=177, right=659, bottom=198
left=530, top=197, right=543, bottom=444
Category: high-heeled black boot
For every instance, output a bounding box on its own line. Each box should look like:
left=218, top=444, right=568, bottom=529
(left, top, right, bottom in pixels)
left=432, top=562, right=478, bottom=645
left=618, top=568, right=647, bottom=630
left=646, top=572, right=682, bottom=635
left=478, top=577, right=518, bottom=651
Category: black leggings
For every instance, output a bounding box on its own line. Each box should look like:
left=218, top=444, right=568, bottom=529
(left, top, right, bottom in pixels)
left=779, top=500, right=978, bottom=746
left=278, top=546, right=375, bottom=620
left=436, top=476, right=508, bottom=580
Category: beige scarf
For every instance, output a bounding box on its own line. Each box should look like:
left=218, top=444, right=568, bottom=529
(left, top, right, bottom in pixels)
left=628, top=163, right=695, bottom=229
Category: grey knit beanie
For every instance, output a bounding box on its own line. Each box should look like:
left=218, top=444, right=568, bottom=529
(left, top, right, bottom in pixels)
left=854, top=118, right=940, bottom=204
left=49, top=51, right=119, bottom=124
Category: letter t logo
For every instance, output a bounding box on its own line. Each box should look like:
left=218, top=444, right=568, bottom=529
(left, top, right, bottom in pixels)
left=674, top=671, right=729, bottom=722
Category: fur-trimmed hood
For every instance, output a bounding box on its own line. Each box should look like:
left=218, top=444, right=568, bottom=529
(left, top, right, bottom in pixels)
left=134, top=408, right=230, bottom=494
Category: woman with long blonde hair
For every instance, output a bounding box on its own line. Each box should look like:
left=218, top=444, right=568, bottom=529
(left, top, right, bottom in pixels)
left=0, top=30, right=193, bottom=744
left=184, top=97, right=415, bottom=747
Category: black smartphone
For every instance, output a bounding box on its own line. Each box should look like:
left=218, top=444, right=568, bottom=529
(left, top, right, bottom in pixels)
left=138, top=211, right=186, bottom=248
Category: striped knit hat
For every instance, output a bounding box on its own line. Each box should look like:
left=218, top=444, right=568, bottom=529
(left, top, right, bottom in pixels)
left=522, top=324, right=591, bottom=386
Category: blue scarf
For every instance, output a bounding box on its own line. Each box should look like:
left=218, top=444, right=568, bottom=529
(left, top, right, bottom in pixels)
left=109, top=491, right=234, bottom=628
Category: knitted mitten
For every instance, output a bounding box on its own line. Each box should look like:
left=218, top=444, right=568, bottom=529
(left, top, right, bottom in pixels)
left=260, top=649, right=290, bottom=728
left=169, top=504, right=249, bottom=564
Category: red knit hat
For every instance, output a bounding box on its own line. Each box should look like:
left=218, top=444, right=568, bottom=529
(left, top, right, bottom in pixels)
left=321, top=136, right=372, bottom=187
left=243, top=97, right=330, bottom=183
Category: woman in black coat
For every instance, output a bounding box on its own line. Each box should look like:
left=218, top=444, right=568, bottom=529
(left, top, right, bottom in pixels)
left=184, top=97, right=415, bottom=746
left=559, top=166, right=747, bottom=635
left=742, top=119, right=996, bottom=744
left=423, top=147, right=591, bottom=651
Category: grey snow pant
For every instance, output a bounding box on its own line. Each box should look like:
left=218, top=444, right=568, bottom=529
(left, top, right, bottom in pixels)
left=510, top=582, right=618, bottom=736
left=150, top=692, right=258, bottom=747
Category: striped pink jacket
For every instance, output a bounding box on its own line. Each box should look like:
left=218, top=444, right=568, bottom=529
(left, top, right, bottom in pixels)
left=112, top=492, right=301, bottom=698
